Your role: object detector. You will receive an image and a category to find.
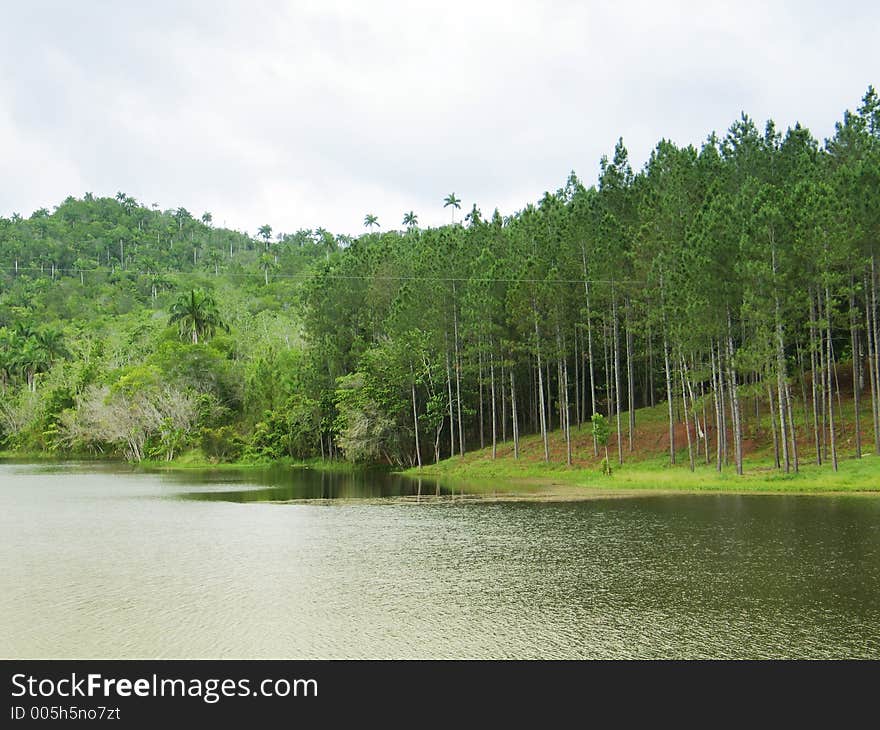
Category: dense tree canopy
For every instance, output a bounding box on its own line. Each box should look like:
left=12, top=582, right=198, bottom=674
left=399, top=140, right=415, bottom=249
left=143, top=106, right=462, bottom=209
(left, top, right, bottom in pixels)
left=2, top=88, right=879, bottom=473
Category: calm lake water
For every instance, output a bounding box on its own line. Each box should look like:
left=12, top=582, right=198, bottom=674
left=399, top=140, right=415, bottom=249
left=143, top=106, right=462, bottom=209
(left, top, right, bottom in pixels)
left=2, top=462, right=879, bottom=659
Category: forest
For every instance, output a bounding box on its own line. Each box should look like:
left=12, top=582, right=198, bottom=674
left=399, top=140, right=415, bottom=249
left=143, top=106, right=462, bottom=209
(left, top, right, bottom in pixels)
left=1, top=87, right=879, bottom=477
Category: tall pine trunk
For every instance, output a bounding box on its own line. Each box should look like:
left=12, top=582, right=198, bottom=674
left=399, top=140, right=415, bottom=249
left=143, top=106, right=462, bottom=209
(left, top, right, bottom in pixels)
left=490, top=350, right=497, bottom=460
left=625, top=297, right=635, bottom=452
left=510, top=371, right=519, bottom=459
left=585, top=279, right=598, bottom=455
left=452, top=282, right=464, bottom=457
left=445, top=334, right=455, bottom=459
left=768, top=382, right=780, bottom=468
left=612, top=288, right=623, bottom=465
left=411, top=368, right=422, bottom=470
left=850, top=277, right=862, bottom=458
left=534, top=311, right=550, bottom=462
left=711, top=341, right=723, bottom=472
left=809, top=291, right=822, bottom=465
left=727, top=311, right=743, bottom=475
left=825, top=284, right=838, bottom=471
left=864, top=271, right=879, bottom=454
left=679, top=355, right=695, bottom=472
left=772, top=241, right=790, bottom=473
left=664, top=332, right=675, bottom=466
left=870, top=257, right=880, bottom=453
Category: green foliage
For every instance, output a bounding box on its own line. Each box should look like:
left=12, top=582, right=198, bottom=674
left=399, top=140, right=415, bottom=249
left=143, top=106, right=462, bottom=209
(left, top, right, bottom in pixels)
left=168, top=289, right=227, bottom=344
left=200, top=425, right=245, bottom=462
left=3, top=88, right=880, bottom=477
left=591, top=413, right=610, bottom=447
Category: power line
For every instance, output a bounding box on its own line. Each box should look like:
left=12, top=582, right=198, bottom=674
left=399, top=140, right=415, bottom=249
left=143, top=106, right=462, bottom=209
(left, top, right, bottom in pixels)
left=0, top=265, right=645, bottom=286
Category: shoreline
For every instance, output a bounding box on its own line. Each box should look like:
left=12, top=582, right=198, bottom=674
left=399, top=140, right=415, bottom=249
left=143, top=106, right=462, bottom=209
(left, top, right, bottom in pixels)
left=5, top=451, right=880, bottom=501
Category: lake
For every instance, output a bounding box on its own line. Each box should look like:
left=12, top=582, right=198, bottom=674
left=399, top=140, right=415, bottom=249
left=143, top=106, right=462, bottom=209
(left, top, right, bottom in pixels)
left=2, top=462, right=879, bottom=658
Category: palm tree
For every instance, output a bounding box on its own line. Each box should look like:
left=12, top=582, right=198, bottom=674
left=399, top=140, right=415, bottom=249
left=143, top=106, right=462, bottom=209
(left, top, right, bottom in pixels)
left=402, top=211, right=418, bottom=229
left=174, top=207, right=191, bottom=231
left=258, top=224, right=273, bottom=249
left=201, top=212, right=213, bottom=227
left=443, top=193, right=461, bottom=223
left=13, top=339, right=48, bottom=393
left=259, top=253, right=280, bottom=285
left=169, top=289, right=227, bottom=344
left=364, top=214, right=379, bottom=232
left=34, top=328, right=69, bottom=363
left=204, top=248, right=224, bottom=276
left=0, top=328, right=14, bottom=392
left=148, top=271, right=171, bottom=302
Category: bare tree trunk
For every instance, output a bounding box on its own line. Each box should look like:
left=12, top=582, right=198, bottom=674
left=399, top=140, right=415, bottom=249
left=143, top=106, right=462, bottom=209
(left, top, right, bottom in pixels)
left=727, top=312, right=743, bottom=475
left=864, top=271, right=879, bottom=454
left=557, top=328, right=572, bottom=466
left=870, top=258, right=880, bottom=453
left=582, top=254, right=598, bottom=455
left=767, top=382, right=780, bottom=468
left=501, top=358, right=507, bottom=443
left=478, top=347, right=485, bottom=450
left=826, top=284, right=838, bottom=471
left=700, top=375, right=710, bottom=465
left=546, top=361, right=553, bottom=432
left=490, top=350, right=497, bottom=460
left=603, top=316, right=612, bottom=416
left=850, top=276, right=862, bottom=458
left=612, top=289, right=623, bottom=465
left=534, top=312, right=550, bottom=462
left=776, top=352, right=790, bottom=474
left=679, top=355, right=695, bottom=471
left=411, top=368, right=422, bottom=470
left=530, top=355, right=538, bottom=432
left=809, top=291, right=822, bottom=465
left=785, top=380, right=799, bottom=473
left=510, top=371, right=519, bottom=459
left=718, top=339, right=729, bottom=466
left=574, top=328, right=581, bottom=428
left=818, top=291, right=828, bottom=461
left=711, top=341, right=723, bottom=472
left=452, top=283, right=464, bottom=457
left=625, top=298, right=635, bottom=452
left=563, top=354, right=572, bottom=465
left=445, top=335, right=455, bottom=459
left=664, top=332, right=675, bottom=465
left=587, top=311, right=598, bottom=452
left=771, top=240, right=790, bottom=473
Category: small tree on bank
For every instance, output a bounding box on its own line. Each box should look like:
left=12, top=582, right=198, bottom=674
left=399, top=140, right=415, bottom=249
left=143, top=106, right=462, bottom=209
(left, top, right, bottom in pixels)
left=591, top=412, right=612, bottom=475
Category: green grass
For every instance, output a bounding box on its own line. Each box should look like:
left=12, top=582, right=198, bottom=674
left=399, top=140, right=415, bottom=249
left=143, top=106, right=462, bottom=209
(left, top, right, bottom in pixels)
left=404, top=395, right=880, bottom=496
left=135, top=450, right=378, bottom=475
left=408, top=454, right=880, bottom=494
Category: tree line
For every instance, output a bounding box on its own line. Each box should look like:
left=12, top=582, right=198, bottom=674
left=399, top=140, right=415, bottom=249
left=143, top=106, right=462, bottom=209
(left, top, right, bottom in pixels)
left=1, top=87, right=878, bottom=472
left=301, top=87, right=880, bottom=473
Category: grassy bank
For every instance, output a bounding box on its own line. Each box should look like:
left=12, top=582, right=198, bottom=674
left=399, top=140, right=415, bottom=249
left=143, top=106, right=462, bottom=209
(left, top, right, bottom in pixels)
left=134, top=452, right=377, bottom=475
left=405, top=398, right=880, bottom=496
left=0, top=449, right=374, bottom=476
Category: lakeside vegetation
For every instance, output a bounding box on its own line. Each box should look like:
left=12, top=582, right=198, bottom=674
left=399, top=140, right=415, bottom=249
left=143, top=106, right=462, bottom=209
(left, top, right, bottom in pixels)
left=2, top=88, right=880, bottom=495
left=406, top=398, right=880, bottom=495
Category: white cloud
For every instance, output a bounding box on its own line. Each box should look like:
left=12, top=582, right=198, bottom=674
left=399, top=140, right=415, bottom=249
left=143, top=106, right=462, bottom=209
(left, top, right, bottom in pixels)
left=0, top=0, right=877, bottom=236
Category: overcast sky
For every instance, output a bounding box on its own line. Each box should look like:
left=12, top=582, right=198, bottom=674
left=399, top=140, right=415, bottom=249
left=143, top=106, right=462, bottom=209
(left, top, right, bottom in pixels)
left=0, top=1, right=876, bottom=236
